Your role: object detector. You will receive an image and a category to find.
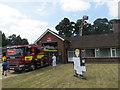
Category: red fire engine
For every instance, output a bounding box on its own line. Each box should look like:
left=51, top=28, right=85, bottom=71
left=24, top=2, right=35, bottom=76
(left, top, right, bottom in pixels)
left=6, top=45, right=57, bottom=72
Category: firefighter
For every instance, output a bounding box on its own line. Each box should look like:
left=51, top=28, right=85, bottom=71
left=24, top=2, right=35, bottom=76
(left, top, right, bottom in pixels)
left=73, top=49, right=86, bottom=80
left=52, top=54, right=57, bottom=69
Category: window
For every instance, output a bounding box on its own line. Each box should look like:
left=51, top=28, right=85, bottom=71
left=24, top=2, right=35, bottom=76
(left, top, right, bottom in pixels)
left=85, top=49, right=95, bottom=57
left=83, top=48, right=119, bottom=58
left=111, top=48, right=116, bottom=57
left=116, top=48, right=120, bottom=57
left=35, top=48, right=40, bottom=54
left=26, top=47, right=32, bottom=55
left=81, top=49, right=85, bottom=58
left=95, top=49, right=100, bottom=57
left=100, top=48, right=110, bottom=57
left=68, top=51, right=75, bottom=62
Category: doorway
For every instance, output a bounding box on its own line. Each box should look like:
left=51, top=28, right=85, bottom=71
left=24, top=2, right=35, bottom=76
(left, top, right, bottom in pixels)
left=42, top=42, right=61, bottom=63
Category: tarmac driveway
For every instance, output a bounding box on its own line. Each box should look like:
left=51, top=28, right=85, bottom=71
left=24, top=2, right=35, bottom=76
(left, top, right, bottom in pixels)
left=0, top=63, right=19, bottom=79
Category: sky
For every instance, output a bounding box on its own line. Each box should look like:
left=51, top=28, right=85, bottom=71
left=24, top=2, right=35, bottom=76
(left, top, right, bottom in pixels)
left=0, top=0, right=119, bottom=44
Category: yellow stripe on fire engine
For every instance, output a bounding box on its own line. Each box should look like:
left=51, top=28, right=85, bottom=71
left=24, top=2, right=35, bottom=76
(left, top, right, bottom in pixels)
left=37, top=55, right=44, bottom=59
left=44, top=49, right=57, bottom=52
left=25, top=56, right=33, bottom=61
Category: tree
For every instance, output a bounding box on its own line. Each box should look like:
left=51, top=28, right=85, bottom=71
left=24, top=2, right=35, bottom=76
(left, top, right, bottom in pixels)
left=2, top=33, right=29, bottom=47
left=109, top=19, right=119, bottom=23
left=55, top=18, right=73, bottom=37
left=93, top=18, right=113, bottom=34
left=2, top=33, right=8, bottom=46
left=8, top=34, right=17, bottom=45
left=22, top=39, right=29, bottom=45
left=73, top=19, right=82, bottom=36
left=8, top=34, right=29, bottom=45
left=73, top=19, right=93, bottom=36
left=55, top=17, right=115, bottom=37
left=82, top=23, right=93, bottom=35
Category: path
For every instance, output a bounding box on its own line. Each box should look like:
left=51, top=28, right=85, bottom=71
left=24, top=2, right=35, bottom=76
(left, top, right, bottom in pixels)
left=0, top=64, right=19, bottom=79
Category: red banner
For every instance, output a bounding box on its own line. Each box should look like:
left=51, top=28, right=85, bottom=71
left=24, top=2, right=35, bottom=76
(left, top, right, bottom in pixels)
left=7, top=49, right=15, bottom=55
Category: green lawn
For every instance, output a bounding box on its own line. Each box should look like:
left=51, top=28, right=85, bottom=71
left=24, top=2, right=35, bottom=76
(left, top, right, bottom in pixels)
left=2, top=64, right=119, bottom=88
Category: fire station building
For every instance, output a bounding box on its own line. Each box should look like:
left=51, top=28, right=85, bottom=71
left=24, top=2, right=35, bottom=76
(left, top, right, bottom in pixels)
left=34, top=22, right=120, bottom=63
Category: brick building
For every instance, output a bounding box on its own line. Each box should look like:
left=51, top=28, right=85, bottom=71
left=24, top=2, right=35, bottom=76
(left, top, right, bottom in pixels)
left=34, top=22, right=120, bottom=63
left=34, top=29, right=68, bottom=63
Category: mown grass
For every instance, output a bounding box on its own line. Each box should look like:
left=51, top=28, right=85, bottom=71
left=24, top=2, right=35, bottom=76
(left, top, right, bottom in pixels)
left=2, top=64, right=119, bottom=88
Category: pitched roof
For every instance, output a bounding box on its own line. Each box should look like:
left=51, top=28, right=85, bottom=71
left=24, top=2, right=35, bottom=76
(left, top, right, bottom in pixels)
left=68, top=33, right=120, bottom=49
left=34, top=29, right=120, bottom=48
left=34, top=29, right=65, bottom=44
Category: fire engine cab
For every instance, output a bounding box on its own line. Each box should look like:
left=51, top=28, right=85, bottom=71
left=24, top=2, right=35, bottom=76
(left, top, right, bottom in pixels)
left=6, top=45, right=57, bottom=72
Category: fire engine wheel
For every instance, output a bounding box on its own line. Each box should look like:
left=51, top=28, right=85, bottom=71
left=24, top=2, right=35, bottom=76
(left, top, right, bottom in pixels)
left=30, top=64, right=35, bottom=71
left=14, top=70, right=19, bottom=72
left=14, top=69, right=23, bottom=73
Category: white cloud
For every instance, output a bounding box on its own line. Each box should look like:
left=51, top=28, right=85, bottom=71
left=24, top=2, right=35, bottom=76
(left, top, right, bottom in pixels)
left=93, top=0, right=119, bottom=17
left=3, top=19, right=48, bottom=43
left=36, top=1, right=56, bottom=16
left=60, top=0, right=118, bottom=17
left=9, top=19, right=48, bottom=43
left=107, top=0, right=119, bottom=17
left=37, top=8, right=48, bottom=16
left=37, top=8, right=44, bottom=12
left=0, top=3, right=48, bottom=43
left=60, top=0, right=91, bottom=12
left=0, top=0, right=56, bottom=3
left=93, top=0, right=109, bottom=8
left=9, top=26, right=47, bottom=44
left=52, top=0, right=58, bottom=6
left=17, top=19, right=48, bottom=28
left=0, top=3, right=21, bottom=25
left=36, top=2, right=48, bottom=16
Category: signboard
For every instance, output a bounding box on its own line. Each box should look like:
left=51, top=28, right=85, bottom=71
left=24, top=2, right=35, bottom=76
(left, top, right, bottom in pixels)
left=47, top=37, right=52, bottom=42
left=7, top=49, right=15, bottom=55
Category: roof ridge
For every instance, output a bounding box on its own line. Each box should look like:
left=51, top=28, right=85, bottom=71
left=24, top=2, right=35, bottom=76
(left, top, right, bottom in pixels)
left=34, top=29, right=65, bottom=45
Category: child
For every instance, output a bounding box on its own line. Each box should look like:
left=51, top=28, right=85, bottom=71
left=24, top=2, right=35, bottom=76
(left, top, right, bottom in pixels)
left=2, top=60, right=8, bottom=76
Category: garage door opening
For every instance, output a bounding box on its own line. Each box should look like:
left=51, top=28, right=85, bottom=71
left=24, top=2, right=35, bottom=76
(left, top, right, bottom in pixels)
left=42, top=42, right=58, bottom=50
left=42, top=42, right=61, bottom=63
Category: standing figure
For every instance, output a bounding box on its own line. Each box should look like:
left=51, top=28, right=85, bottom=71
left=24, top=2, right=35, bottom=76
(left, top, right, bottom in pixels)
left=52, top=54, right=57, bottom=69
left=73, top=49, right=86, bottom=80
left=2, top=60, right=8, bottom=76
left=81, top=50, right=86, bottom=73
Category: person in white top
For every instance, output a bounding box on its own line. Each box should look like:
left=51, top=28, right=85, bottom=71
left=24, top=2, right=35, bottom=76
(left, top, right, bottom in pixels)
left=52, top=54, right=56, bottom=69
left=73, top=49, right=86, bottom=80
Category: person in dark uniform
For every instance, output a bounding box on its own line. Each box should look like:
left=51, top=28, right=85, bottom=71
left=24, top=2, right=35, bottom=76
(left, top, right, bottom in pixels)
left=2, top=60, right=8, bottom=76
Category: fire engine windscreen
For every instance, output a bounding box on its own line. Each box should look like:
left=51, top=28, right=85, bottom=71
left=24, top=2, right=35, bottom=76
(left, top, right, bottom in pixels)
left=7, top=47, right=26, bottom=56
